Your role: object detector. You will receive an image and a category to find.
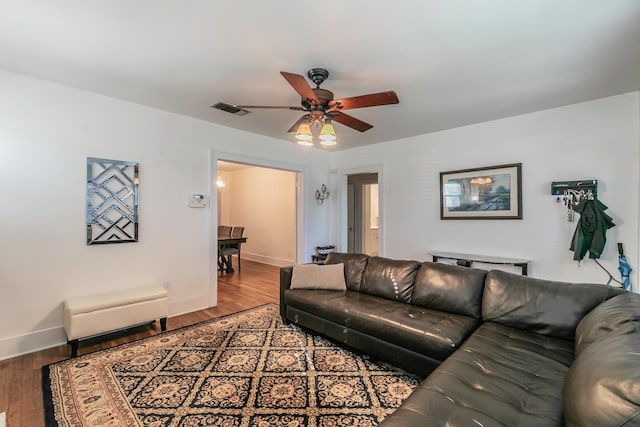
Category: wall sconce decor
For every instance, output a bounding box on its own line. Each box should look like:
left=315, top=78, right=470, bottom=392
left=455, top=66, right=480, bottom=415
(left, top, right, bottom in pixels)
left=316, top=184, right=330, bottom=205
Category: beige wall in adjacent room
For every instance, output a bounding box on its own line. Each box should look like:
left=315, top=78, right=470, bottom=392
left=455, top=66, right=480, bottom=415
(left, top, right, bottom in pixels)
left=218, top=165, right=297, bottom=266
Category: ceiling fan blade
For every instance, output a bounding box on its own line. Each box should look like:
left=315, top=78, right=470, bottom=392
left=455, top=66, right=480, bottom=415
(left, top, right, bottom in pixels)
left=236, top=105, right=305, bottom=110
left=330, top=91, right=399, bottom=110
left=280, top=71, right=319, bottom=104
left=329, top=111, right=373, bottom=132
left=287, top=116, right=308, bottom=133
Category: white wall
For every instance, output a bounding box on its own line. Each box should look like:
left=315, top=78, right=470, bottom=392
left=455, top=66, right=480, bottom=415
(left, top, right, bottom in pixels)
left=331, top=92, right=640, bottom=288
left=219, top=166, right=297, bottom=266
left=0, top=70, right=331, bottom=359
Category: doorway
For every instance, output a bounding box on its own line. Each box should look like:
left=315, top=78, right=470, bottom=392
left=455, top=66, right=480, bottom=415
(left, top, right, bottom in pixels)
left=347, top=173, right=379, bottom=256
left=210, top=151, right=305, bottom=308
left=217, top=160, right=298, bottom=267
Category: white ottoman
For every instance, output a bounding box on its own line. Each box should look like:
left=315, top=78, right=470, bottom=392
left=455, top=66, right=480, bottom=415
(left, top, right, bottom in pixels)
left=63, top=284, right=169, bottom=357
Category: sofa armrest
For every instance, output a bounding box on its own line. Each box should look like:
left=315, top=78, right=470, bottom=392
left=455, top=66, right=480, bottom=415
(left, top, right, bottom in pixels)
left=280, top=266, right=293, bottom=321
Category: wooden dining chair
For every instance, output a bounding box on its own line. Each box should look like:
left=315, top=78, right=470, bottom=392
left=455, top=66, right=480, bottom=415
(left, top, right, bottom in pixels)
left=217, top=226, right=233, bottom=273
left=218, top=225, right=232, bottom=236
left=220, top=226, right=245, bottom=271
left=231, top=226, right=244, bottom=238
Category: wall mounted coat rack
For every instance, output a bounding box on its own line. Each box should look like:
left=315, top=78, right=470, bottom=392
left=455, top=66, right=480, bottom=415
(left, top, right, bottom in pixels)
left=551, top=179, right=598, bottom=222
left=551, top=179, right=598, bottom=198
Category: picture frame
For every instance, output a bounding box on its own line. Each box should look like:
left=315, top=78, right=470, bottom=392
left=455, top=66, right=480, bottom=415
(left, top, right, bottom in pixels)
left=440, top=163, right=522, bottom=220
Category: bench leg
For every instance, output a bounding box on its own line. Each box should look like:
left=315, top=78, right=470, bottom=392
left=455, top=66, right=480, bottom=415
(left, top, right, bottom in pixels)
left=160, top=317, right=167, bottom=331
left=69, top=339, right=78, bottom=358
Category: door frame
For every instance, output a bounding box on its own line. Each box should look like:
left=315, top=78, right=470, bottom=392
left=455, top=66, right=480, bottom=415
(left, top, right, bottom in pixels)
left=209, top=150, right=306, bottom=307
left=336, top=164, right=384, bottom=256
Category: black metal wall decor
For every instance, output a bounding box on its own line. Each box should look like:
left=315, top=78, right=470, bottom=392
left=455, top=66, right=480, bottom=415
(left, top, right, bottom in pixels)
left=87, top=157, right=139, bottom=244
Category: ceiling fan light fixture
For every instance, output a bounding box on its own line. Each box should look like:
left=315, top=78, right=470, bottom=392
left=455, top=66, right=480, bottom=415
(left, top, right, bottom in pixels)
left=295, top=122, right=313, bottom=145
left=319, top=121, right=337, bottom=146
left=320, top=122, right=336, bottom=137
left=319, top=135, right=337, bottom=145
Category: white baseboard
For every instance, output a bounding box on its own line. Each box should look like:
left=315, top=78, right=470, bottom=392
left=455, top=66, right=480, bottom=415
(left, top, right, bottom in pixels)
left=167, top=294, right=209, bottom=318
left=0, top=295, right=209, bottom=361
left=0, top=326, right=67, bottom=361
left=241, top=252, right=294, bottom=267
left=0, top=411, right=6, bottom=427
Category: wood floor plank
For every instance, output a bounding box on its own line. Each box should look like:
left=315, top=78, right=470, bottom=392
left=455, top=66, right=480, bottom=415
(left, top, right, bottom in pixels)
left=0, top=259, right=281, bottom=427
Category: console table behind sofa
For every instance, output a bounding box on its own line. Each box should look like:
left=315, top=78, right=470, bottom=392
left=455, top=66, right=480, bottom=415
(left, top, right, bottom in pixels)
left=431, top=251, right=531, bottom=275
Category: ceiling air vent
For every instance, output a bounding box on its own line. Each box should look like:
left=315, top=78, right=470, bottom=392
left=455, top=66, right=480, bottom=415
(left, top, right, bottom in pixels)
left=211, top=102, right=249, bottom=116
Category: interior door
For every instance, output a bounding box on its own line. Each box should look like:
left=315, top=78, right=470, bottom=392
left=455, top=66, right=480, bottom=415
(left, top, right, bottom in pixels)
left=347, top=183, right=355, bottom=252
left=347, top=173, right=379, bottom=255
left=363, top=183, right=379, bottom=256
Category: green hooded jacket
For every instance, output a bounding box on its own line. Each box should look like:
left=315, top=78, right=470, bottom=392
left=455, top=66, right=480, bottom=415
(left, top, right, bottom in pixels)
left=570, top=198, right=615, bottom=261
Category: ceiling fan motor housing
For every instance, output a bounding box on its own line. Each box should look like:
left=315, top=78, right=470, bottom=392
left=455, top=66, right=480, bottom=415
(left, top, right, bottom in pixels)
left=302, top=68, right=334, bottom=113
left=302, top=88, right=334, bottom=110
left=307, top=68, right=329, bottom=87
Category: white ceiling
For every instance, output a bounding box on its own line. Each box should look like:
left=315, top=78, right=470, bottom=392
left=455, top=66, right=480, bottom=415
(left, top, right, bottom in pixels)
left=1, top=1, right=639, bottom=151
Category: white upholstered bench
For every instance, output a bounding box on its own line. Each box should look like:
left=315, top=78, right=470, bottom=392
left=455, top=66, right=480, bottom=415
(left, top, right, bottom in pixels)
left=63, top=284, right=169, bottom=357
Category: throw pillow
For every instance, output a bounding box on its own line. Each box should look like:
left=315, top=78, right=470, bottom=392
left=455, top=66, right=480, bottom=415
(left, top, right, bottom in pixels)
left=290, top=263, right=346, bottom=290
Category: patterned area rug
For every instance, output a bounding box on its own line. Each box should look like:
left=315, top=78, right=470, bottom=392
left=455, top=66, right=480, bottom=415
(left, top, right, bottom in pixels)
left=42, top=304, right=420, bottom=426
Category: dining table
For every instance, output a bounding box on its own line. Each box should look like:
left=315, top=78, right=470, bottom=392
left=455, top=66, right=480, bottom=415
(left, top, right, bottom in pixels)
left=217, top=234, right=247, bottom=273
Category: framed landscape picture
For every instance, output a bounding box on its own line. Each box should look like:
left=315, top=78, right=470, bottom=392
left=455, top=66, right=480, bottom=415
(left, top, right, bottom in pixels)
left=440, top=163, right=522, bottom=220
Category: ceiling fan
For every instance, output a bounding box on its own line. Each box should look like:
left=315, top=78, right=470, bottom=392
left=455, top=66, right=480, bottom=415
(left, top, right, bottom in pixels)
left=214, top=68, right=399, bottom=145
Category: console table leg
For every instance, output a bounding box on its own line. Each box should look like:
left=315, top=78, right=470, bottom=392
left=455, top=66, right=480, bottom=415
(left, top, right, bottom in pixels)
left=518, top=263, right=528, bottom=276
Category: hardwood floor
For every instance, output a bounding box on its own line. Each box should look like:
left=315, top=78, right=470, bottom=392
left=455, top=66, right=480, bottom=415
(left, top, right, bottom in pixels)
left=0, top=259, right=281, bottom=427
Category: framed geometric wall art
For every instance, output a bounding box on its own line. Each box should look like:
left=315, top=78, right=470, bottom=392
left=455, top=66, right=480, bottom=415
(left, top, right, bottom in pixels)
left=86, top=157, right=139, bottom=244
left=440, top=163, right=522, bottom=220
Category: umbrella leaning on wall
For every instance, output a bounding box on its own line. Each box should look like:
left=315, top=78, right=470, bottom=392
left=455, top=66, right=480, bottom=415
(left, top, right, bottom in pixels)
left=617, top=243, right=632, bottom=290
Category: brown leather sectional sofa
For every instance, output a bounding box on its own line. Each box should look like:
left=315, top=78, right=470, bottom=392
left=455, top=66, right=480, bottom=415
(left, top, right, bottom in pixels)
left=280, top=252, right=640, bottom=426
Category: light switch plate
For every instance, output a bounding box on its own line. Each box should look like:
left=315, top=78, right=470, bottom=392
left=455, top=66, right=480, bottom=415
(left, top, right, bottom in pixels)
left=189, top=194, right=207, bottom=208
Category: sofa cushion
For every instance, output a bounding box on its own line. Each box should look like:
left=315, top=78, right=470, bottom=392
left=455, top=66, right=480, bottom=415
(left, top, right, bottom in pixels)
left=290, top=263, right=346, bottom=290
left=482, top=270, right=625, bottom=340
left=412, top=262, right=486, bottom=319
left=381, top=321, right=575, bottom=426
left=575, top=291, right=638, bottom=356
left=283, top=289, right=479, bottom=361
left=360, top=256, right=420, bottom=303
left=324, top=252, right=369, bottom=291
left=563, top=331, right=640, bottom=427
